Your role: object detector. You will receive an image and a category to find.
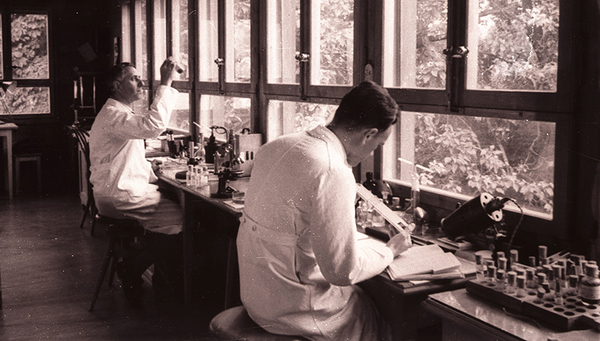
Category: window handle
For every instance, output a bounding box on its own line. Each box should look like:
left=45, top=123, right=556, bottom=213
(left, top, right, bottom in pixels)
left=443, top=46, right=469, bottom=59
left=214, top=57, right=225, bottom=66
left=295, top=52, right=310, bottom=63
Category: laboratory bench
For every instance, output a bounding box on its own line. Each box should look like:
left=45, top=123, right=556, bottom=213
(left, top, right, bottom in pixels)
left=154, top=157, right=478, bottom=341
left=423, top=288, right=599, bottom=341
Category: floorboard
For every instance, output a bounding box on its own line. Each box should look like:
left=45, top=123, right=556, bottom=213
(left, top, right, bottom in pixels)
left=0, top=193, right=220, bottom=340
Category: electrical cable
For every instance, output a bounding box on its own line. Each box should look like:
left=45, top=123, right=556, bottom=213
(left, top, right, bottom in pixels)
left=505, top=198, right=524, bottom=252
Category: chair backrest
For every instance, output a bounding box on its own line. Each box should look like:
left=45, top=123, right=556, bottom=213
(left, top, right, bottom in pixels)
left=66, top=124, right=91, bottom=181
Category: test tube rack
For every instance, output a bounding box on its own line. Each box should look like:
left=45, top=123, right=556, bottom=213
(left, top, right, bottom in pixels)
left=466, top=278, right=600, bottom=332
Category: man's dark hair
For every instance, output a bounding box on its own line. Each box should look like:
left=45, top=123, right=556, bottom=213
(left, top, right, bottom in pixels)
left=105, top=62, right=135, bottom=95
left=328, top=81, right=398, bottom=132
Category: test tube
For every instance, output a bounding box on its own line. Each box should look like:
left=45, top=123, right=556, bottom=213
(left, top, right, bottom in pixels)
left=498, top=257, right=507, bottom=272
left=526, top=268, right=536, bottom=289
left=496, top=270, right=506, bottom=291
left=487, top=265, right=497, bottom=285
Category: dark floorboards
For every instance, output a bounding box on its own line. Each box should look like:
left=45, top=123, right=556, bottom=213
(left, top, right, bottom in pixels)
left=0, top=193, right=220, bottom=340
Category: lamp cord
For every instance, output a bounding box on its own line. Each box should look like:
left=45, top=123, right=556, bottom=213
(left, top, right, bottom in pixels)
left=505, top=198, right=524, bottom=252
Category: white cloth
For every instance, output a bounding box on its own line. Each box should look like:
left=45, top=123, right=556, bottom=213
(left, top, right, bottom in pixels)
left=237, top=126, right=394, bottom=341
left=89, top=86, right=182, bottom=235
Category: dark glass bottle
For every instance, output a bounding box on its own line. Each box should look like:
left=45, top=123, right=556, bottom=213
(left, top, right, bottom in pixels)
left=205, top=129, right=220, bottom=164
left=363, top=172, right=392, bottom=203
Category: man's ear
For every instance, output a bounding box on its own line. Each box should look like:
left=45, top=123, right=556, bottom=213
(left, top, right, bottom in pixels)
left=362, top=127, right=379, bottom=144
left=112, top=80, right=121, bottom=93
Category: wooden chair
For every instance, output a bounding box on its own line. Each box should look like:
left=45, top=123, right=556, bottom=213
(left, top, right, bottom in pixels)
left=66, top=124, right=97, bottom=235
left=89, top=215, right=144, bottom=312
left=209, top=305, right=309, bottom=341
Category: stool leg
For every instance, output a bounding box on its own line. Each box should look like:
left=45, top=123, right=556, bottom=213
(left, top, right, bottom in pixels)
left=89, top=238, right=117, bottom=312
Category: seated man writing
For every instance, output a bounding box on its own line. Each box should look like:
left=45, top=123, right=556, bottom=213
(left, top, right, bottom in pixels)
left=89, top=58, right=183, bottom=307
left=237, top=81, right=412, bottom=341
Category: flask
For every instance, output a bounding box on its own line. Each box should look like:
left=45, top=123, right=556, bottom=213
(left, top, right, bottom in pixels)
left=579, top=264, right=600, bottom=304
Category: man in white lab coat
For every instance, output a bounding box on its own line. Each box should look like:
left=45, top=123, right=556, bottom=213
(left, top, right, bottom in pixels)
left=89, top=58, right=183, bottom=307
left=237, top=81, right=412, bottom=341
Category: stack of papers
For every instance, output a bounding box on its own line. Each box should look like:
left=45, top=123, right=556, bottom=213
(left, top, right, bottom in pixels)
left=387, top=244, right=462, bottom=281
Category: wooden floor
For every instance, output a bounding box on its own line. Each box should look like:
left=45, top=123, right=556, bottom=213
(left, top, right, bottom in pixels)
left=0, top=193, right=220, bottom=340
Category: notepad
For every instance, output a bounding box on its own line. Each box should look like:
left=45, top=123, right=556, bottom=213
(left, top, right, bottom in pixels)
left=387, top=244, right=461, bottom=281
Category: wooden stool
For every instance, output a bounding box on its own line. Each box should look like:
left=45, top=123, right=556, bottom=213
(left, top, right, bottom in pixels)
left=14, top=153, right=42, bottom=194
left=209, top=305, right=309, bottom=340
left=89, top=215, right=144, bottom=312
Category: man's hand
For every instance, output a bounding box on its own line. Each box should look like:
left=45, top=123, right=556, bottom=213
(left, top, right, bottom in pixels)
left=159, top=57, right=179, bottom=87
left=386, top=229, right=413, bottom=258
left=151, top=159, right=163, bottom=174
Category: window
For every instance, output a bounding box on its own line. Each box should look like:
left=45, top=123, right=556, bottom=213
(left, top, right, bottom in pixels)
left=0, top=11, right=52, bottom=117
left=119, top=1, right=574, bottom=240
left=380, top=0, right=573, bottom=239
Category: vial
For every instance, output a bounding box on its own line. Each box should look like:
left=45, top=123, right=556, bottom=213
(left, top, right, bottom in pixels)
left=487, top=265, right=497, bottom=284
left=509, top=249, right=518, bottom=271
left=526, top=268, right=536, bottom=289
left=475, top=254, right=485, bottom=281
left=554, top=278, right=564, bottom=305
left=496, top=269, right=506, bottom=291
left=528, top=256, right=537, bottom=267
left=567, top=274, right=578, bottom=296
left=516, top=275, right=527, bottom=298
left=506, top=271, right=517, bottom=294
left=538, top=245, right=547, bottom=266
left=498, top=257, right=507, bottom=272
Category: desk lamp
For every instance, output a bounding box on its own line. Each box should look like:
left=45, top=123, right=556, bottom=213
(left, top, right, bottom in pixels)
left=0, top=81, right=17, bottom=124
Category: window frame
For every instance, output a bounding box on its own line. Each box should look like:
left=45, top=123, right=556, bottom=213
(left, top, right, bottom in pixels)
left=372, top=0, right=576, bottom=241
left=0, top=6, right=55, bottom=122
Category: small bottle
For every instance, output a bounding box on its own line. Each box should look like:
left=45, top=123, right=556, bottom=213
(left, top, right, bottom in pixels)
left=498, top=257, right=507, bottom=272
left=567, top=274, right=578, bottom=296
left=186, top=164, right=193, bottom=184
left=509, top=249, right=518, bottom=271
left=506, top=271, right=517, bottom=294
left=487, top=265, right=497, bottom=284
left=475, top=254, right=485, bottom=281
left=552, top=264, right=562, bottom=290
left=526, top=268, right=537, bottom=289
left=528, top=256, right=537, bottom=267
left=538, top=245, right=548, bottom=266
left=516, top=275, right=527, bottom=298
left=579, top=264, right=600, bottom=304
left=496, top=270, right=506, bottom=291
left=554, top=278, right=564, bottom=305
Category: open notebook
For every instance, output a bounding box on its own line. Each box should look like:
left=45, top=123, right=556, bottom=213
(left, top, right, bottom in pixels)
left=387, top=244, right=462, bottom=281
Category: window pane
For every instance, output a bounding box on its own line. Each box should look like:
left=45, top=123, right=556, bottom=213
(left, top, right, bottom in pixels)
left=135, top=0, right=148, bottom=79
left=225, top=0, right=251, bottom=83
left=1, top=87, right=50, bottom=115
left=121, top=3, right=132, bottom=62
left=198, top=0, right=219, bottom=82
left=382, top=0, right=447, bottom=89
left=172, top=0, right=189, bottom=80
left=311, top=0, right=354, bottom=86
left=466, top=0, right=559, bottom=92
left=132, top=89, right=149, bottom=114
left=267, top=100, right=336, bottom=141
left=267, top=0, right=300, bottom=84
left=168, top=91, right=190, bottom=133
left=154, top=0, right=167, bottom=80
left=200, top=95, right=251, bottom=139
left=11, top=14, right=49, bottom=79
left=386, top=111, right=555, bottom=218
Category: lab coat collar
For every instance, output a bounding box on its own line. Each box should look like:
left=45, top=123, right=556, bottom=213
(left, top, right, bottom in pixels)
left=307, top=125, right=350, bottom=168
left=106, top=97, right=134, bottom=113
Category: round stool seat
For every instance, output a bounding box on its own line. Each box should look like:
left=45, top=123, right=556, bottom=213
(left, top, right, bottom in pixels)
left=209, top=306, right=308, bottom=341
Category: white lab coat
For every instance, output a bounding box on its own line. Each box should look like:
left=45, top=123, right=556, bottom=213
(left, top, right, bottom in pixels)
left=89, top=86, right=180, bottom=234
left=237, top=126, right=394, bottom=341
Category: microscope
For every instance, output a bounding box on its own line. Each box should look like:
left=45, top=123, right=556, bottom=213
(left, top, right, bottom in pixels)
left=211, top=126, right=244, bottom=198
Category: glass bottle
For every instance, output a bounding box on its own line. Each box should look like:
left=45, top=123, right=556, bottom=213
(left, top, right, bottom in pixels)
left=579, top=264, right=600, bottom=304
